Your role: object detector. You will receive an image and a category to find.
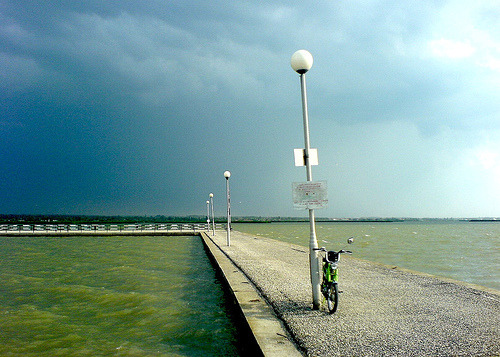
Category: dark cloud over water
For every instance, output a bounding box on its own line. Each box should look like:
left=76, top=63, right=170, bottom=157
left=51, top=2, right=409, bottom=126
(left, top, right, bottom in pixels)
left=1, top=1, right=499, bottom=217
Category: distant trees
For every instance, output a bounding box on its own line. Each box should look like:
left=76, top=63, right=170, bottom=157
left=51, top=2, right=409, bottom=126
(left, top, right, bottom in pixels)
left=0, top=214, right=208, bottom=224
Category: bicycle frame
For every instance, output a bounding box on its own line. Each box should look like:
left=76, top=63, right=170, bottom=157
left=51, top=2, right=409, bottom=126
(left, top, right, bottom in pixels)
left=322, top=257, right=338, bottom=284
left=315, top=246, right=352, bottom=313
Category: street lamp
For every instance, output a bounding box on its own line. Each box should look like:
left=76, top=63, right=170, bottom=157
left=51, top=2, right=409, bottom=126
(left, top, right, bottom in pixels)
left=224, top=170, right=231, bottom=246
left=291, top=49, right=321, bottom=310
left=209, top=193, right=215, bottom=235
left=206, top=200, right=210, bottom=232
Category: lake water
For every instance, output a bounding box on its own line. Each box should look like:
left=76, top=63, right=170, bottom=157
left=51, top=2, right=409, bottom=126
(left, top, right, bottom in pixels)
left=1, top=223, right=497, bottom=355
left=0, top=236, right=239, bottom=356
left=233, top=221, right=500, bottom=291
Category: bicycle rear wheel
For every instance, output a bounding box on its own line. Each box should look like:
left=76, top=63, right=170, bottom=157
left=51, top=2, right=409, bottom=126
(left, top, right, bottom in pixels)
left=327, top=282, right=338, bottom=314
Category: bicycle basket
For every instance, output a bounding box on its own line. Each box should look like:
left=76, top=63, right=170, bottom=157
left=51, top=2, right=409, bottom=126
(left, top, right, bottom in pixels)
left=327, top=251, right=339, bottom=262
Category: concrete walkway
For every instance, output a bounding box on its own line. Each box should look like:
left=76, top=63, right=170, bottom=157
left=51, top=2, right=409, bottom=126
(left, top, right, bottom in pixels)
left=207, top=230, right=499, bottom=356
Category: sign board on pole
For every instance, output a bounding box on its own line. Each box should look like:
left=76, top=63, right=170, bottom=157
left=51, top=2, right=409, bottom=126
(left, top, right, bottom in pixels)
left=294, top=148, right=318, bottom=166
left=292, top=180, right=328, bottom=210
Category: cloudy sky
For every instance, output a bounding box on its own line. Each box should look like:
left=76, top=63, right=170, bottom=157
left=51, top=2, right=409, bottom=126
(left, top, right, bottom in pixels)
left=1, top=0, right=499, bottom=218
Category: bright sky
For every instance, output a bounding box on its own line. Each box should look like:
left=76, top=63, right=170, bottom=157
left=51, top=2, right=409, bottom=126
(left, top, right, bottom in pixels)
left=1, top=1, right=499, bottom=218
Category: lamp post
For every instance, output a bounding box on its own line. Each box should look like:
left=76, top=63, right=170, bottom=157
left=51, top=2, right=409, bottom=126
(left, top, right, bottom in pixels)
left=206, top=200, right=210, bottom=232
left=209, top=193, right=215, bottom=235
left=224, top=170, right=231, bottom=246
left=291, top=49, right=321, bottom=310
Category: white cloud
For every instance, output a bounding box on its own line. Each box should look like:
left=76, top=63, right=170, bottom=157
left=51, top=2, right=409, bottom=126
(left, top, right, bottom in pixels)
left=430, top=38, right=475, bottom=59
left=457, top=134, right=500, bottom=213
left=426, top=1, right=500, bottom=74
left=481, top=57, right=500, bottom=72
left=467, top=136, right=500, bottom=181
left=475, top=148, right=499, bottom=170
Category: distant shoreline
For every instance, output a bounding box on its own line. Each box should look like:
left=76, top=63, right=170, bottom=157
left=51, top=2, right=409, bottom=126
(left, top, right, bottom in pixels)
left=468, top=219, right=500, bottom=222
left=1, top=214, right=498, bottom=225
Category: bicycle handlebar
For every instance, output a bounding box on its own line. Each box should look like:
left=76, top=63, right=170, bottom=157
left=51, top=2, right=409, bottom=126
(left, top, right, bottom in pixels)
left=313, top=247, right=327, bottom=252
left=313, top=247, right=352, bottom=255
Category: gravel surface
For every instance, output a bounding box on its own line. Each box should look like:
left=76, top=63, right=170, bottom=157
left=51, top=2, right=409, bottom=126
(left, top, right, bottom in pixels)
left=210, top=230, right=499, bottom=356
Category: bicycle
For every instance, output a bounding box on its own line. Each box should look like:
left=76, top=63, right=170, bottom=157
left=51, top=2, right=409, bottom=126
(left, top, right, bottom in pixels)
left=314, top=238, right=353, bottom=314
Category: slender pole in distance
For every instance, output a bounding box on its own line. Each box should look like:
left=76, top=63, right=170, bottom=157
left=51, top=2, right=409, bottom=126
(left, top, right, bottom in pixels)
left=224, top=171, right=231, bottom=246
left=209, top=193, right=215, bottom=235
left=206, top=200, right=210, bottom=232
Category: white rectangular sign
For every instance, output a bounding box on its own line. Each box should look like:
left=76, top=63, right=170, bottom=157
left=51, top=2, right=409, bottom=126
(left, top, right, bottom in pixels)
left=292, top=180, right=328, bottom=210
left=294, top=148, right=318, bottom=166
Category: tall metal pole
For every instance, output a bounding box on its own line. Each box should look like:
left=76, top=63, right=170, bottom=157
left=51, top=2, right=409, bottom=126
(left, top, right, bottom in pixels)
left=209, top=193, right=215, bottom=235
left=224, top=171, right=231, bottom=246
left=300, top=71, right=321, bottom=310
left=206, top=200, right=210, bottom=232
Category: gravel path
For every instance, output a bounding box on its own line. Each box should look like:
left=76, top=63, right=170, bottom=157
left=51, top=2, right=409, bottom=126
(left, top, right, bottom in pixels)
left=210, top=230, right=499, bottom=356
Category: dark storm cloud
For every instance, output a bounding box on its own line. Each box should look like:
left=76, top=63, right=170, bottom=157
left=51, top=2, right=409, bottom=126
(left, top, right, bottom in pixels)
left=1, top=0, right=499, bottom=217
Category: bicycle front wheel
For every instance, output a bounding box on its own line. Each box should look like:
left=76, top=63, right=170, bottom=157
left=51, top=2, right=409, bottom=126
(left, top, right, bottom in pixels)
left=327, top=283, right=338, bottom=314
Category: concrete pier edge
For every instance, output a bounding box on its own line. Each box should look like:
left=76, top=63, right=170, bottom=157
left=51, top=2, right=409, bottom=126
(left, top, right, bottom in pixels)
left=200, top=232, right=304, bottom=357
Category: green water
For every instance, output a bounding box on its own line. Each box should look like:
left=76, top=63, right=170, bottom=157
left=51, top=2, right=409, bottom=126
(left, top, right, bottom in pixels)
left=233, top=221, right=500, bottom=291
left=0, top=236, right=238, bottom=356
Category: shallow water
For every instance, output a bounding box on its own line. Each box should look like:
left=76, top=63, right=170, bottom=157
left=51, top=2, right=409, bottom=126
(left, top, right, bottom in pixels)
left=0, top=236, right=238, bottom=356
left=233, top=221, right=500, bottom=290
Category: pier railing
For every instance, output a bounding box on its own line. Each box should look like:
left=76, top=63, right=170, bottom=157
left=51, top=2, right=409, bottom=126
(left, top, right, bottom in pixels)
left=0, top=223, right=225, bottom=233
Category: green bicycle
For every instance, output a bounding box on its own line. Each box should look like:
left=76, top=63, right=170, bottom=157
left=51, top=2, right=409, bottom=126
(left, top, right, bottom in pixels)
left=314, top=238, right=353, bottom=314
